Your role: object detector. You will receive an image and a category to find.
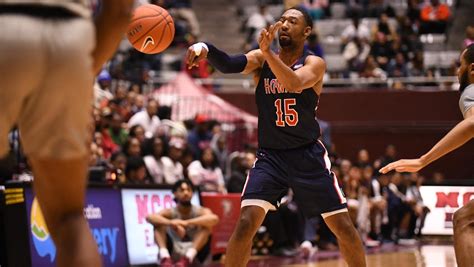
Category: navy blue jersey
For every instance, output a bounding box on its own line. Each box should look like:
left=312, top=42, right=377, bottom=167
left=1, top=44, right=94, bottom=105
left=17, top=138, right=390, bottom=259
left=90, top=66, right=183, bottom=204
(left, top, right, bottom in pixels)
left=255, top=49, right=321, bottom=149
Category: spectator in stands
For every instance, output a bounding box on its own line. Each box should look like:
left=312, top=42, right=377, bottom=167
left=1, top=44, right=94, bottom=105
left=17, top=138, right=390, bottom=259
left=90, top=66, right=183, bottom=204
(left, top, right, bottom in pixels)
left=143, top=136, right=167, bottom=184
left=405, top=173, right=430, bottom=237
left=131, top=94, right=146, bottom=115
left=168, top=0, right=200, bottom=37
left=96, top=112, right=119, bottom=159
left=340, top=159, right=352, bottom=179
left=129, top=83, right=143, bottom=94
left=111, top=152, right=127, bottom=183
left=146, top=180, right=218, bottom=267
left=301, top=0, right=328, bottom=20
left=304, top=33, right=324, bottom=58
left=464, top=25, right=474, bottom=48
left=188, top=147, right=226, bottom=193
left=391, top=36, right=409, bottom=64
left=420, top=0, right=451, bottom=34
left=129, top=124, right=146, bottom=144
left=375, top=144, right=397, bottom=169
left=125, top=156, right=150, bottom=184
left=244, top=4, right=274, bottom=51
left=407, top=0, right=421, bottom=25
left=355, top=149, right=371, bottom=167
left=128, top=99, right=160, bottom=138
left=108, top=112, right=128, bottom=147
left=343, top=36, right=371, bottom=75
left=360, top=56, right=387, bottom=79
left=227, top=152, right=255, bottom=193
left=341, top=16, right=371, bottom=46
left=408, top=51, right=426, bottom=77
left=344, top=166, right=362, bottom=224
left=162, top=137, right=186, bottom=184
left=187, top=114, right=213, bottom=159
left=387, top=53, right=409, bottom=78
left=123, top=137, right=142, bottom=158
left=365, top=166, right=387, bottom=242
left=397, top=16, right=422, bottom=59
left=372, top=12, right=396, bottom=42
left=387, top=172, right=419, bottom=241
left=96, top=69, right=114, bottom=102
left=211, top=134, right=229, bottom=174
left=89, top=142, right=105, bottom=167
left=371, top=32, right=395, bottom=71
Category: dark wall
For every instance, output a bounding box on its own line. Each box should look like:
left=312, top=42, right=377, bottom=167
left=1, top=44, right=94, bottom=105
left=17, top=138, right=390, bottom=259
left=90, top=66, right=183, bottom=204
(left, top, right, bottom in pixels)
left=216, top=90, right=474, bottom=180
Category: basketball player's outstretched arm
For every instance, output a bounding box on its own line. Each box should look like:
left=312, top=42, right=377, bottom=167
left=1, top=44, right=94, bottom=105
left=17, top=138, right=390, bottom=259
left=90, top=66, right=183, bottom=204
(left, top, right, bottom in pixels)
left=186, top=42, right=265, bottom=75
left=92, top=0, right=134, bottom=74
left=258, top=22, right=326, bottom=93
left=380, top=116, right=474, bottom=174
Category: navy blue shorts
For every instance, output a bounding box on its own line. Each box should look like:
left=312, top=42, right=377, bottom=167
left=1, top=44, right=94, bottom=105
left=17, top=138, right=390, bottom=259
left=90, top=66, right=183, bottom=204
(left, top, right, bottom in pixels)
left=242, top=140, right=347, bottom=218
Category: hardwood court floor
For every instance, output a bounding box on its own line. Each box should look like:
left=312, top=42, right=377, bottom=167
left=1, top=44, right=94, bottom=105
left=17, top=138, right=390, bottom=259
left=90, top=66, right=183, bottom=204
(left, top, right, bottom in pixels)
left=241, top=245, right=457, bottom=267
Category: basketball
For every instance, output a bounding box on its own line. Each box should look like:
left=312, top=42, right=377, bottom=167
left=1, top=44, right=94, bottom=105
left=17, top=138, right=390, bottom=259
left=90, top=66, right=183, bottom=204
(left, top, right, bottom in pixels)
left=126, top=4, right=175, bottom=54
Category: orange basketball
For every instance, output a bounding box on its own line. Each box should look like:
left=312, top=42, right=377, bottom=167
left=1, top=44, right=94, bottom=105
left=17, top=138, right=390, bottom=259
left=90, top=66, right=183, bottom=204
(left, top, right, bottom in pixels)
left=126, top=4, right=175, bottom=54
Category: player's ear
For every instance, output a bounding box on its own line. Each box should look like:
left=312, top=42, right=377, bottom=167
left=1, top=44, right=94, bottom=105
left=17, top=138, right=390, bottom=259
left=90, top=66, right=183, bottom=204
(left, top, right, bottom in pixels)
left=470, top=63, right=474, bottom=75
left=304, top=27, right=312, bottom=38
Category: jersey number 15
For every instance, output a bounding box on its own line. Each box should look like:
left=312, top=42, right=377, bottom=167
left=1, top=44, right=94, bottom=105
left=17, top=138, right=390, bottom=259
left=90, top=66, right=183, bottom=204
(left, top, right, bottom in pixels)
left=275, top=98, right=299, bottom=127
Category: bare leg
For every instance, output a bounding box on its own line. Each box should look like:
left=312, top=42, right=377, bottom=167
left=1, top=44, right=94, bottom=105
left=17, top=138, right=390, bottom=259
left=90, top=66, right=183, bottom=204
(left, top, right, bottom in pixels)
left=225, top=206, right=266, bottom=267
left=30, top=157, right=101, bottom=267
left=192, top=228, right=211, bottom=251
left=324, top=212, right=366, bottom=267
left=453, top=200, right=474, bottom=267
left=154, top=225, right=168, bottom=249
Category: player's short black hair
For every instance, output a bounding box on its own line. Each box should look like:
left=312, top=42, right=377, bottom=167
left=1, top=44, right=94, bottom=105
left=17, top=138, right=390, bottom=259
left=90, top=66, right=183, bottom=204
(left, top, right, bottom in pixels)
left=464, top=44, right=474, bottom=64
left=172, top=179, right=194, bottom=193
left=285, top=6, right=313, bottom=30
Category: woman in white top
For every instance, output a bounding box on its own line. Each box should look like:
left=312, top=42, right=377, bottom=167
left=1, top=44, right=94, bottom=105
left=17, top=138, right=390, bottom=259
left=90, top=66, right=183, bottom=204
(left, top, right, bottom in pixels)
left=188, top=147, right=226, bottom=193
left=143, top=136, right=166, bottom=184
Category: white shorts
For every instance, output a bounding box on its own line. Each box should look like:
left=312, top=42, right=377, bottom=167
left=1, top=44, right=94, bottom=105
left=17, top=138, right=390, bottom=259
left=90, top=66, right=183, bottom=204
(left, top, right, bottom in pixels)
left=0, top=14, right=95, bottom=159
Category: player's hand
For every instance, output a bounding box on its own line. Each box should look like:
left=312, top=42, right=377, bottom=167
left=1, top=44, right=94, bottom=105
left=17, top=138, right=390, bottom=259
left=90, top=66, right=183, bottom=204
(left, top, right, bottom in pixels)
left=379, top=158, right=425, bottom=174
left=173, top=224, right=187, bottom=239
left=258, top=21, right=282, bottom=53
left=186, top=43, right=209, bottom=69
left=175, top=219, right=189, bottom=228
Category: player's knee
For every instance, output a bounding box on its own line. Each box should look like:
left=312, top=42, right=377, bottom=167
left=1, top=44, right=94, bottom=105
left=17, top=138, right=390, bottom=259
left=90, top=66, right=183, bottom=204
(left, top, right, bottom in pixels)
left=330, top=216, right=358, bottom=241
left=198, top=227, right=212, bottom=237
left=234, top=216, right=258, bottom=240
left=46, top=210, right=85, bottom=238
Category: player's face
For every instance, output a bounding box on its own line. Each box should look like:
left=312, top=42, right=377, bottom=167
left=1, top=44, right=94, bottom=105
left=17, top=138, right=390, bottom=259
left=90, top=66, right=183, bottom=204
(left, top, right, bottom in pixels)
left=278, top=10, right=310, bottom=47
left=458, top=50, right=471, bottom=91
left=175, top=183, right=193, bottom=205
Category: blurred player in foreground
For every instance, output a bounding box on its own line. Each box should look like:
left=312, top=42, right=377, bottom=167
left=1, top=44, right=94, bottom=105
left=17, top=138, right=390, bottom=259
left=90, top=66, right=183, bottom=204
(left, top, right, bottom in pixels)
left=0, top=0, right=133, bottom=266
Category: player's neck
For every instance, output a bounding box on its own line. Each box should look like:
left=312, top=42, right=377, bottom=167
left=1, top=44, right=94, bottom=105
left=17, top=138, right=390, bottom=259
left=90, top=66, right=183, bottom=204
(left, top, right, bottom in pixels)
left=177, top=204, right=192, bottom=213
left=279, top=44, right=304, bottom=66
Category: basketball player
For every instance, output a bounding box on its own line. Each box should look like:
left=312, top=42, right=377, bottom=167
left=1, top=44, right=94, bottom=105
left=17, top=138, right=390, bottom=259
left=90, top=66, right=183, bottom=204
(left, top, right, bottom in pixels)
left=0, top=1, right=133, bottom=266
left=380, top=44, right=474, bottom=267
left=186, top=7, right=366, bottom=267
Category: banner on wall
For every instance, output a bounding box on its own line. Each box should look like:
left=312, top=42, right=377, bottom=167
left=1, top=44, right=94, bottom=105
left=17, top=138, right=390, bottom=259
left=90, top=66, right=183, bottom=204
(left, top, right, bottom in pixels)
left=201, top=193, right=241, bottom=255
left=24, top=188, right=128, bottom=266
left=121, top=188, right=200, bottom=265
left=420, top=186, right=474, bottom=235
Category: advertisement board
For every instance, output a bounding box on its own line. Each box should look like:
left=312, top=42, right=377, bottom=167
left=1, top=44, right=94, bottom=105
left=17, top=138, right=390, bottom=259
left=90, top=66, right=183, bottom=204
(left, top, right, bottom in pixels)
left=121, top=188, right=200, bottom=265
left=24, top=187, right=128, bottom=266
left=201, top=193, right=241, bottom=255
left=420, top=186, right=474, bottom=235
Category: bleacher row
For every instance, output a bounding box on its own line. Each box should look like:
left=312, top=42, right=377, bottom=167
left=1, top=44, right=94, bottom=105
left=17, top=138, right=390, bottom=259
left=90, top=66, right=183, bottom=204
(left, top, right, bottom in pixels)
left=238, top=1, right=459, bottom=75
